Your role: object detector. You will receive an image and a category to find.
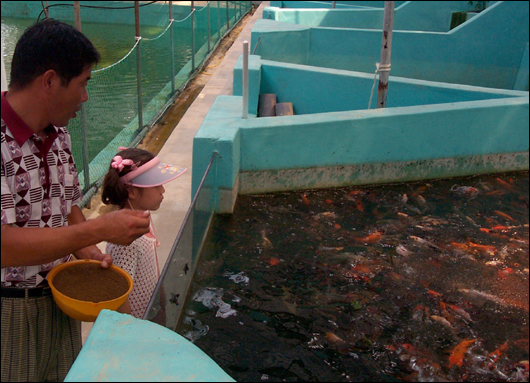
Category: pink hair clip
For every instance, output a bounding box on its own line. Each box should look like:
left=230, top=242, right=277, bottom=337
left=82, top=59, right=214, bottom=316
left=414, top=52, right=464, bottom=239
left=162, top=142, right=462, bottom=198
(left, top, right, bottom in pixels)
left=111, top=155, right=135, bottom=172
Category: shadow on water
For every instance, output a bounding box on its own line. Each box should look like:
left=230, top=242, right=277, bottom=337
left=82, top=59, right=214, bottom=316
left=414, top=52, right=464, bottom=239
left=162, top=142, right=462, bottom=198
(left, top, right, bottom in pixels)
left=178, top=171, right=529, bottom=382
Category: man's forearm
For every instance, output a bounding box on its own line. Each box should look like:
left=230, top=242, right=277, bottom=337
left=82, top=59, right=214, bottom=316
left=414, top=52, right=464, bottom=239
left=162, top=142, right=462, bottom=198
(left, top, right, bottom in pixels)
left=1, top=218, right=105, bottom=268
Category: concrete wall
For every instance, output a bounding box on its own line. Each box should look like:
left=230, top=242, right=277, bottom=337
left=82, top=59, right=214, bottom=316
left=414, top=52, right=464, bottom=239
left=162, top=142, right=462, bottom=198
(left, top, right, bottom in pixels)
left=252, top=1, right=529, bottom=90
left=265, top=1, right=482, bottom=32
left=234, top=57, right=525, bottom=116
left=195, top=59, right=528, bottom=212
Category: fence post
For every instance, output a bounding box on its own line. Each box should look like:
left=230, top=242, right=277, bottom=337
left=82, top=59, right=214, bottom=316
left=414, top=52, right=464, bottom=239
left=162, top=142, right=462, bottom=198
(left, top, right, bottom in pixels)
left=191, top=1, right=195, bottom=73
left=135, top=1, right=143, bottom=132
left=242, top=40, right=249, bottom=119
left=207, top=2, right=211, bottom=52
left=217, top=1, right=221, bottom=40
left=73, top=3, right=90, bottom=193
left=376, top=1, right=394, bottom=109
left=226, top=0, right=230, bottom=29
left=169, top=1, right=175, bottom=94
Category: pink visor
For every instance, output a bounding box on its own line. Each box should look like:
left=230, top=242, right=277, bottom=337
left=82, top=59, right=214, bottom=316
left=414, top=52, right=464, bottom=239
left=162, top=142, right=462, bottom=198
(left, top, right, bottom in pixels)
left=120, top=157, right=187, bottom=188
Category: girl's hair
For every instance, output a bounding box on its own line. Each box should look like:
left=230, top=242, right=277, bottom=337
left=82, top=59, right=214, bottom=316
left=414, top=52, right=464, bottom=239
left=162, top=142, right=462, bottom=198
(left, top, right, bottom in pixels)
left=101, top=148, right=155, bottom=208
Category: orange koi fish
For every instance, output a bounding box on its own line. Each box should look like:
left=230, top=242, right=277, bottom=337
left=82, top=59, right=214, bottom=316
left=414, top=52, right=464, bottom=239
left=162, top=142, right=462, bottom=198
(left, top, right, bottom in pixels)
left=356, top=200, right=364, bottom=212
left=485, top=190, right=505, bottom=196
left=496, top=177, right=515, bottom=191
left=355, top=231, right=383, bottom=244
left=449, top=339, right=476, bottom=367
left=466, top=240, right=496, bottom=253
left=450, top=242, right=470, bottom=251
left=489, top=341, right=509, bottom=361
left=494, top=210, right=517, bottom=222
left=269, top=257, right=280, bottom=266
left=427, top=289, right=443, bottom=298
left=302, top=194, right=310, bottom=205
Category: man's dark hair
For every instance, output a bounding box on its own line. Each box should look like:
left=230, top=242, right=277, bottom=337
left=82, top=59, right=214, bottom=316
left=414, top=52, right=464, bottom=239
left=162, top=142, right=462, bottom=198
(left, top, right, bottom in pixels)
left=9, top=18, right=100, bottom=90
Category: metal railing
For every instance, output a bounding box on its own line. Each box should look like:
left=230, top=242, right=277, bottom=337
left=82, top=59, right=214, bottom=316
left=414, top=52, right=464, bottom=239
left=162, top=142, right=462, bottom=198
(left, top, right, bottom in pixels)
left=143, top=151, right=218, bottom=330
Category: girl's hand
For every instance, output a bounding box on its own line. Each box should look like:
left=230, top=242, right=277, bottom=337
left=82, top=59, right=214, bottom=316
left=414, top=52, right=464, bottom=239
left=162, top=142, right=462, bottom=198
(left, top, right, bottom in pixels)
left=89, top=252, right=113, bottom=269
left=74, top=245, right=113, bottom=268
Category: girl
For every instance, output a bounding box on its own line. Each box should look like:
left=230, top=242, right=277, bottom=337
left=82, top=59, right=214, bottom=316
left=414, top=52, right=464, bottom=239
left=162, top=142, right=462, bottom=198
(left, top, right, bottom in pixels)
left=101, top=147, right=186, bottom=318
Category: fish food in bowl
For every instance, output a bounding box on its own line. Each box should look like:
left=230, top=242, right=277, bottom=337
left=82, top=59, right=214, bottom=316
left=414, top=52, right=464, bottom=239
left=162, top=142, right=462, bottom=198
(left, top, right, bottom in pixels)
left=48, top=260, right=133, bottom=322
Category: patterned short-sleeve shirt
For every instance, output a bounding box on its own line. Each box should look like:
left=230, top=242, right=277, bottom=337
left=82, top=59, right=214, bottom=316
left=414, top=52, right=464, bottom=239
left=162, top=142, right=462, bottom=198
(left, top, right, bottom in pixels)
left=1, top=91, right=82, bottom=287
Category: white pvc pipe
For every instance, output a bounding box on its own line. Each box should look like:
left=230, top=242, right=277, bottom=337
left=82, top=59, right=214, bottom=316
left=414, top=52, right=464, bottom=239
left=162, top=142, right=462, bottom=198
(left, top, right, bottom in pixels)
left=242, top=40, right=249, bottom=119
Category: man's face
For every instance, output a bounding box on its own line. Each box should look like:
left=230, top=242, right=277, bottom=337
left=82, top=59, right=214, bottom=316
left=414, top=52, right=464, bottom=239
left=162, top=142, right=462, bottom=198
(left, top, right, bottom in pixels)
left=49, top=65, right=92, bottom=128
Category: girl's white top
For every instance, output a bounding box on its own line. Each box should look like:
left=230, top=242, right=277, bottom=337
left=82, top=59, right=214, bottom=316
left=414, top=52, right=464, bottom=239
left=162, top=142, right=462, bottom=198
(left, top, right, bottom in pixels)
left=106, top=234, right=159, bottom=318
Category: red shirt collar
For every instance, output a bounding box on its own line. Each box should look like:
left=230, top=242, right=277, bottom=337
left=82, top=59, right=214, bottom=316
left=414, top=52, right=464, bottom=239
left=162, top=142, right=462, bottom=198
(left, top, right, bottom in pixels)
left=1, top=91, right=58, bottom=146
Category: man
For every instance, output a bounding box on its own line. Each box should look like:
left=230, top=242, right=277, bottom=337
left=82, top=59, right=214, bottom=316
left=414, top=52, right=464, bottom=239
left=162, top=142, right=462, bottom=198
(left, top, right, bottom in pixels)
left=1, top=19, right=150, bottom=381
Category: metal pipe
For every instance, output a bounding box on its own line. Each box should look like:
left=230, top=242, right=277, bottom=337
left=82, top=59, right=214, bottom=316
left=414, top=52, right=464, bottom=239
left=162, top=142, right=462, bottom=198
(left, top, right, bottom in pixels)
left=377, top=1, right=394, bottom=109
left=191, top=1, right=195, bottom=73
left=242, top=40, right=249, bottom=119
left=169, top=1, right=175, bottom=93
left=135, top=1, right=143, bottom=131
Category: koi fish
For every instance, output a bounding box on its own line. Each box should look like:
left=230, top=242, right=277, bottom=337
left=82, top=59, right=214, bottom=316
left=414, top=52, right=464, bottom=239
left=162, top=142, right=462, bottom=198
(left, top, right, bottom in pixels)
left=459, top=288, right=508, bottom=307
left=446, top=304, right=473, bottom=322
left=449, top=339, right=476, bottom=367
left=466, top=240, right=496, bottom=254
left=355, top=231, right=383, bottom=244
left=489, top=341, right=509, bottom=361
left=427, top=289, right=443, bottom=298
left=450, top=185, right=479, bottom=199
left=410, top=235, right=441, bottom=250
left=395, top=244, right=410, bottom=256
left=326, top=332, right=346, bottom=345
left=269, top=257, right=280, bottom=266
left=356, top=200, right=364, bottom=212
left=496, top=177, right=515, bottom=191
left=430, top=315, right=454, bottom=329
left=494, top=210, right=517, bottom=222
left=485, top=190, right=505, bottom=196
left=450, top=242, right=470, bottom=252
left=314, top=212, right=338, bottom=220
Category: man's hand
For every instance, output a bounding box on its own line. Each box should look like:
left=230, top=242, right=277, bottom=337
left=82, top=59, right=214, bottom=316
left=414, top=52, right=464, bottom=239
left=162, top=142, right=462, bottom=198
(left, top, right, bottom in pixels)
left=99, top=209, right=151, bottom=246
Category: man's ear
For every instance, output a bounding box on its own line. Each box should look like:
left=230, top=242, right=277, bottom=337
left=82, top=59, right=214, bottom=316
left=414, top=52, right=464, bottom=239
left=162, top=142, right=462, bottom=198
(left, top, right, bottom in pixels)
left=40, top=69, right=61, bottom=95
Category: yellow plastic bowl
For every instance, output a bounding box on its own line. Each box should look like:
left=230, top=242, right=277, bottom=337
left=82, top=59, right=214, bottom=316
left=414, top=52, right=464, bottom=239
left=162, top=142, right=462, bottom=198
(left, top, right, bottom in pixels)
left=48, top=259, right=133, bottom=322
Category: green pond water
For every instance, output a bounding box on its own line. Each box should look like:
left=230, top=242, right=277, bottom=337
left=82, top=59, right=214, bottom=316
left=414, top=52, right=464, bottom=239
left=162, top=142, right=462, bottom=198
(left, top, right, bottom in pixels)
left=2, top=16, right=207, bottom=169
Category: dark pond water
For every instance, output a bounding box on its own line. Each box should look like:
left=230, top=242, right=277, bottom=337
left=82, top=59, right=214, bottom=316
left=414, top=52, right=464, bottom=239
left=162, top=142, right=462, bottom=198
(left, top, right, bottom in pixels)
left=178, top=171, right=529, bottom=382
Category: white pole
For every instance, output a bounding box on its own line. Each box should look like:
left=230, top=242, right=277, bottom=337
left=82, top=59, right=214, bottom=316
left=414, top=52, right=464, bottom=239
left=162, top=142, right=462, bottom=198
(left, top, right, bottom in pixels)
left=1, top=42, right=7, bottom=92
left=242, top=40, right=249, bottom=119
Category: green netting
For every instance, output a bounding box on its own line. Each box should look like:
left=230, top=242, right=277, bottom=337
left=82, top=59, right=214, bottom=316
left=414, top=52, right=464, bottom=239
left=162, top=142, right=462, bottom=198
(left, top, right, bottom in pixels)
left=1, top=1, right=252, bottom=202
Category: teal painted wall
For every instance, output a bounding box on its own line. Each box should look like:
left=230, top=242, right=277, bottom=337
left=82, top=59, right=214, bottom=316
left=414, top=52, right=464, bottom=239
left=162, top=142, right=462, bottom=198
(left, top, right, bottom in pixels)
left=270, top=1, right=408, bottom=9
left=252, top=1, right=529, bottom=90
left=193, top=87, right=528, bottom=212
left=265, top=1, right=481, bottom=32
left=65, top=310, right=235, bottom=382
left=233, top=57, right=527, bottom=115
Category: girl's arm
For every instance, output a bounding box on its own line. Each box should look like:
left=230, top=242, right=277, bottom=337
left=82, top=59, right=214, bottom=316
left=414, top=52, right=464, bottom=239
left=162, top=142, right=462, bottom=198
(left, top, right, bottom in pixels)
left=117, top=297, right=132, bottom=315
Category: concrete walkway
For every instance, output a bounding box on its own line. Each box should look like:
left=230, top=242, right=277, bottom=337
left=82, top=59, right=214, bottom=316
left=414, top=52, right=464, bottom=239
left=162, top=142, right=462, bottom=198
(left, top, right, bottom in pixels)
left=81, top=1, right=268, bottom=343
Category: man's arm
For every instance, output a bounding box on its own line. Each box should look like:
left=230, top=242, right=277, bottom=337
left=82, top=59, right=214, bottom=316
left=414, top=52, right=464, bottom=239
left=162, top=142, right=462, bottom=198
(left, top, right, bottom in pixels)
left=1, top=209, right=151, bottom=268
left=68, top=205, right=113, bottom=268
